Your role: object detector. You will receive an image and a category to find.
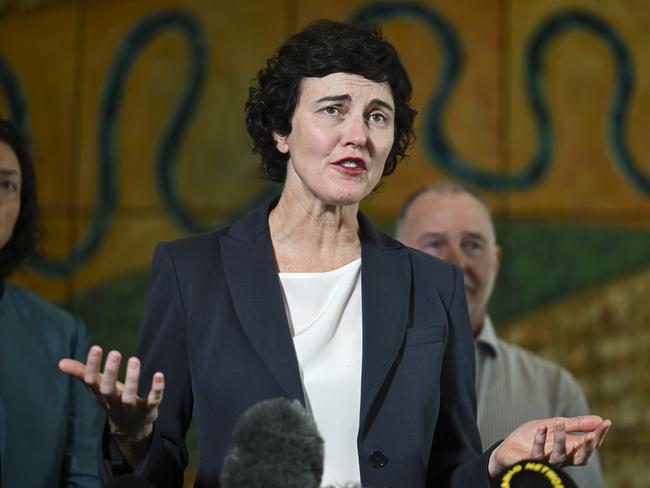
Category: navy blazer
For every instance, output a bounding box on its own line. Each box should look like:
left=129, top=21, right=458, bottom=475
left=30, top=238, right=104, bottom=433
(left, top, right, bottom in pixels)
left=117, top=201, right=492, bottom=487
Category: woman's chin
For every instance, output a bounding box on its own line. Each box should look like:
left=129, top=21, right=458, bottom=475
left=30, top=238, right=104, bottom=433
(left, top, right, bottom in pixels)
left=321, top=193, right=366, bottom=207
left=322, top=184, right=375, bottom=207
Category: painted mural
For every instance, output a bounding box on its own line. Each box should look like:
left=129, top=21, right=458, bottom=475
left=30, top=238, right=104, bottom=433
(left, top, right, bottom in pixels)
left=1, top=0, right=649, bottom=485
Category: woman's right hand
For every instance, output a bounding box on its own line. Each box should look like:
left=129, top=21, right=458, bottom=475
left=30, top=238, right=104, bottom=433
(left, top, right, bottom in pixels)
left=59, top=345, right=165, bottom=466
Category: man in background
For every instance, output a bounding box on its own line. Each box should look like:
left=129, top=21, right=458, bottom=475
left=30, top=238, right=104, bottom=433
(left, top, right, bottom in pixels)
left=396, top=181, right=602, bottom=487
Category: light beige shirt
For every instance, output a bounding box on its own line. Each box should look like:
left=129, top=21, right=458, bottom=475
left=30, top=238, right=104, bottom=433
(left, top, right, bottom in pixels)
left=475, top=316, right=602, bottom=487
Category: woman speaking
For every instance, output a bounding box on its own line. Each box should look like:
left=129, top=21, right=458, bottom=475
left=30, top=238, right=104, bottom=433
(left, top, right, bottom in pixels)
left=60, top=20, right=609, bottom=487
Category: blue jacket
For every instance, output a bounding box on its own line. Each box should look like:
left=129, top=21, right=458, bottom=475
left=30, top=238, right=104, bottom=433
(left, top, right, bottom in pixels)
left=103, top=201, right=492, bottom=487
left=0, top=280, right=102, bottom=487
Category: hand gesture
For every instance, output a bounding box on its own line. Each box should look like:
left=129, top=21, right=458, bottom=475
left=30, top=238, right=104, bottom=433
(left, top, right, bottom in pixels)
left=488, top=415, right=611, bottom=478
left=59, top=345, right=165, bottom=466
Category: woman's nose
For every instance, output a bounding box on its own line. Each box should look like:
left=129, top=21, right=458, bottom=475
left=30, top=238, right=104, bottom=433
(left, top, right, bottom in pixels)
left=343, top=115, right=368, bottom=147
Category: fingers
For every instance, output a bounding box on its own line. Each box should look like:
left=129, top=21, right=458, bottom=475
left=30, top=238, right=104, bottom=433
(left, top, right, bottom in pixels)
left=122, top=357, right=141, bottom=405
left=573, top=433, right=595, bottom=465
left=147, top=372, right=165, bottom=408
left=521, top=417, right=611, bottom=470
left=58, top=358, right=85, bottom=379
left=549, top=422, right=568, bottom=465
left=530, top=425, right=547, bottom=459
left=546, top=417, right=612, bottom=467
left=121, top=359, right=165, bottom=410
left=84, top=345, right=104, bottom=387
left=596, top=419, right=612, bottom=448
left=60, top=344, right=166, bottom=426
left=100, top=350, right=122, bottom=398
left=563, top=415, right=604, bottom=433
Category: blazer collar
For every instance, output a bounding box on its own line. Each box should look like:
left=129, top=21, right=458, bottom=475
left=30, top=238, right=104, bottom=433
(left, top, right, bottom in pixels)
left=221, top=199, right=411, bottom=431
left=224, top=198, right=276, bottom=244
left=220, top=199, right=305, bottom=403
left=225, top=198, right=403, bottom=248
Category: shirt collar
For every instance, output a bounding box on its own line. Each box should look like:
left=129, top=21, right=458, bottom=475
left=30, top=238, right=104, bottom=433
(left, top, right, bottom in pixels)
left=475, top=315, right=499, bottom=357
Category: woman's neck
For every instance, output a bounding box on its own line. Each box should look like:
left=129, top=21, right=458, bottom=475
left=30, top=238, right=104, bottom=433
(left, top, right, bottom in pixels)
left=269, top=191, right=361, bottom=272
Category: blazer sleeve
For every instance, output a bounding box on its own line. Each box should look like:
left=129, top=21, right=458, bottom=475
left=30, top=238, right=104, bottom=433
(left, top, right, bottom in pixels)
left=427, top=264, right=493, bottom=487
left=99, top=242, right=192, bottom=487
left=139, top=242, right=194, bottom=486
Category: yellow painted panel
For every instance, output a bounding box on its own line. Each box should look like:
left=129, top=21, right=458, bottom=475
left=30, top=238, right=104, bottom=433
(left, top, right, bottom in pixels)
left=0, top=2, right=80, bottom=209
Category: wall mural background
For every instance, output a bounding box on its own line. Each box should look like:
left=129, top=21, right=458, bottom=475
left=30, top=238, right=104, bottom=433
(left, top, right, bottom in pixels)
left=2, top=0, right=649, bottom=485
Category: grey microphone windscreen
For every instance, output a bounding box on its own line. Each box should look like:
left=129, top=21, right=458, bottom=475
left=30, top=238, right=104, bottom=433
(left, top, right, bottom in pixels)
left=220, top=398, right=324, bottom=488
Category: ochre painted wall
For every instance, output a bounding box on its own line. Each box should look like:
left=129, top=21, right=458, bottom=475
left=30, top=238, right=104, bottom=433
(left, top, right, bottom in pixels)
left=2, top=1, right=649, bottom=485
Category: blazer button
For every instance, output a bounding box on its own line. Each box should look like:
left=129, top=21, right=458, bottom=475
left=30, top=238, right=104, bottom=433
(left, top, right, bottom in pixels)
left=368, top=450, right=388, bottom=469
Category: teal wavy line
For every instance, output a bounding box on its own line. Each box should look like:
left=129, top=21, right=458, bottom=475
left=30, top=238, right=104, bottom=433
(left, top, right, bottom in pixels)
left=350, top=4, right=647, bottom=194
left=35, top=8, right=276, bottom=275
left=34, top=9, right=209, bottom=276
left=10, top=5, right=646, bottom=277
left=96, top=8, right=276, bottom=237
left=5, top=9, right=278, bottom=277
left=148, top=15, right=276, bottom=234
left=529, top=10, right=646, bottom=194
left=147, top=11, right=209, bottom=233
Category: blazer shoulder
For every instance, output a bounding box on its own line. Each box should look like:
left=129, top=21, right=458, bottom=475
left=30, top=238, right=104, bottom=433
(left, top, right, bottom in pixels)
left=160, top=200, right=272, bottom=261
left=148, top=201, right=272, bottom=283
left=165, top=225, right=230, bottom=256
left=144, top=227, right=231, bottom=287
left=404, top=246, right=460, bottom=304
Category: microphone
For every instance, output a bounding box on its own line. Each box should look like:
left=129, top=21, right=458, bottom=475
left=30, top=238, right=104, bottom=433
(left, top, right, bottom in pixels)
left=490, top=459, right=577, bottom=488
left=220, top=398, right=324, bottom=488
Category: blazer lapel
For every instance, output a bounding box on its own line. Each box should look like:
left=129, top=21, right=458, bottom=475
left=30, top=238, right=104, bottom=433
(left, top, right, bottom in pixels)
left=358, top=213, right=411, bottom=435
left=219, top=204, right=410, bottom=422
left=220, top=202, right=305, bottom=404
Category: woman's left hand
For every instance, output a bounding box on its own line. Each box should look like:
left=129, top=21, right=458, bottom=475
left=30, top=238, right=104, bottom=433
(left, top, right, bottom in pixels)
left=487, top=416, right=611, bottom=478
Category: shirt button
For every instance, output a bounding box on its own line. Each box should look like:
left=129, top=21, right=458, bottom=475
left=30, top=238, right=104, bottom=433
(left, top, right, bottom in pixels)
left=368, top=450, right=388, bottom=468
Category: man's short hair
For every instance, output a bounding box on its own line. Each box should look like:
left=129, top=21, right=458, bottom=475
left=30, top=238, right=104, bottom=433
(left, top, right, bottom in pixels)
left=396, top=180, right=494, bottom=238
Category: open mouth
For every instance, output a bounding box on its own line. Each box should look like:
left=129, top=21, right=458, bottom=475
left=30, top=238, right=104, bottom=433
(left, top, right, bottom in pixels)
left=332, top=158, right=367, bottom=173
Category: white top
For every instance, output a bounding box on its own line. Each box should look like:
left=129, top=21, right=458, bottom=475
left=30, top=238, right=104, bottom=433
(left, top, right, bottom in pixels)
left=279, top=258, right=363, bottom=486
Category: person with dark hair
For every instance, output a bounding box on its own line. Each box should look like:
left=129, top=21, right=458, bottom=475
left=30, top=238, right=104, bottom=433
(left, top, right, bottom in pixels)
left=0, top=120, right=38, bottom=278
left=0, top=119, right=103, bottom=487
left=245, top=20, right=416, bottom=183
left=60, top=20, right=609, bottom=487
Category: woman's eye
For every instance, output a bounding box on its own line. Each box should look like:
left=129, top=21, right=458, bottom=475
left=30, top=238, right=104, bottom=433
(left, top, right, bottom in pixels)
left=323, top=106, right=340, bottom=116
left=0, top=180, right=17, bottom=192
left=369, top=112, right=387, bottom=124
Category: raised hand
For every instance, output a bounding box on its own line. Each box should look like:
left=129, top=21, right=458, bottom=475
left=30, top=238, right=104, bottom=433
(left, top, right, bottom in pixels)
left=59, top=345, right=165, bottom=467
left=488, top=415, right=611, bottom=478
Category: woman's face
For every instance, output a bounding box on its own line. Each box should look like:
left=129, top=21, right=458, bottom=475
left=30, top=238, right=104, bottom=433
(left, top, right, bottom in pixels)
left=0, top=142, right=21, bottom=250
left=274, top=72, right=395, bottom=207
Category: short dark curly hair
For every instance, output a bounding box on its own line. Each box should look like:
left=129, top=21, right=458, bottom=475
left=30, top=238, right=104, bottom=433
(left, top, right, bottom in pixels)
left=245, top=20, right=417, bottom=182
left=0, top=119, right=38, bottom=278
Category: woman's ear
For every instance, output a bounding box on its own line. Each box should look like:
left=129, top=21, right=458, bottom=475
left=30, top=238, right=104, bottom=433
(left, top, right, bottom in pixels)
left=272, top=132, right=289, bottom=154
